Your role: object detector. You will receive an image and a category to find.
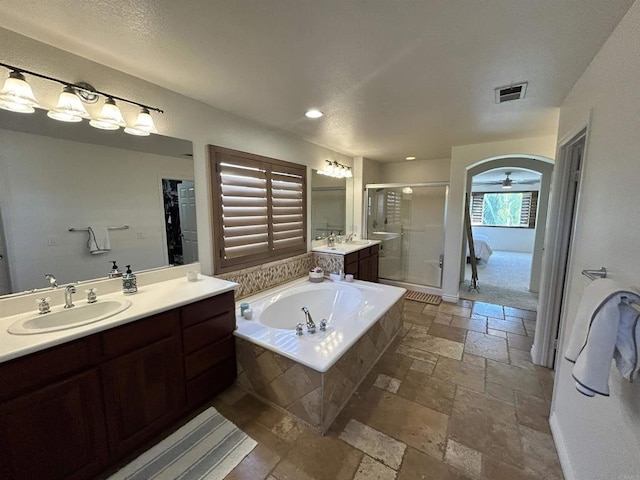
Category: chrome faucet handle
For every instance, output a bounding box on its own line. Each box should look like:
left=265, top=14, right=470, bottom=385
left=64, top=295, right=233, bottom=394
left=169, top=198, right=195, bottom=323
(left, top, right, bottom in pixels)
left=36, top=297, right=51, bottom=314
left=320, top=319, right=327, bottom=331
left=45, top=274, right=58, bottom=289
left=295, top=323, right=304, bottom=335
left=86, top=288, right=98, bottom=303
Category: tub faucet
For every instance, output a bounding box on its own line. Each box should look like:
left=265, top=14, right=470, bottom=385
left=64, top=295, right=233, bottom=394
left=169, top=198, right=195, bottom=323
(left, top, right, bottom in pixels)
left=301, top=307, right=316, bottom=333
left=64, top=285, right=76, bottom=309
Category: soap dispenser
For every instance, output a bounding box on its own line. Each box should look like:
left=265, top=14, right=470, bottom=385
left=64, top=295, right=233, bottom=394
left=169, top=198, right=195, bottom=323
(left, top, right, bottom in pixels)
left=108, top=261, right=122, bottom=278
left=122, top=265, right=138, bottom=294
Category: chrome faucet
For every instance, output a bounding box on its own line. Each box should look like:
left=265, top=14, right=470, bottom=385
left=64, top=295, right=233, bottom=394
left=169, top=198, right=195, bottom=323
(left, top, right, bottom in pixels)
left=346, top=233, right=357, bottom=243
left=45, top=274, right=58, bottom=289
left=64, top=285, right=76, bottom=309
left=301, top=307, right=316, bottom=333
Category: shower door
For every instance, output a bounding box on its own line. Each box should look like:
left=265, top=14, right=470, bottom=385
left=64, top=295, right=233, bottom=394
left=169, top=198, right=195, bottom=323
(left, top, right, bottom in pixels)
left=366, top=184, right=448, bottom=288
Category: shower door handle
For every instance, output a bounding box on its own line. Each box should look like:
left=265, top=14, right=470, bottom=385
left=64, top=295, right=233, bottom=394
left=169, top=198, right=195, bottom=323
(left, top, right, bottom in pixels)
left=439, top=255, right=443, bottom=268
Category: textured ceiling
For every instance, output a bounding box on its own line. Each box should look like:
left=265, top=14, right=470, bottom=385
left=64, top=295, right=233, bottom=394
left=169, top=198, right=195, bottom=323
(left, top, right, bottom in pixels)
left=0, top=0, right=634, bottom=162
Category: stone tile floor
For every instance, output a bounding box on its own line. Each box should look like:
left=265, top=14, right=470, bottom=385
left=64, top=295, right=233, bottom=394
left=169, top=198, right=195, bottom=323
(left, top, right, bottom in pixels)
left=214, top=299, right=564, bottom=479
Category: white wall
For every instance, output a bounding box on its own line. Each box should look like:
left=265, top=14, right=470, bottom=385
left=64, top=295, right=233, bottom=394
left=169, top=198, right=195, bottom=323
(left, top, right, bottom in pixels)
left=472, top=227, right=534, bottom=253
left=443, top=136, right=557, bottom=302
left=550, top=2, right=640, bottom=479
left=0, top=129, right=193, bottom=291
left=379, top=158, right=451, bottom=184
left=0, top=27, right=354, bottom=278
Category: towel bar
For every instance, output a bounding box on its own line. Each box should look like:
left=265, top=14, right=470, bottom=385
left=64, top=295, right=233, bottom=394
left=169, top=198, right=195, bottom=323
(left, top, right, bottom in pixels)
left=622, top=297, right=640, bottom=313
left=69, top=225, right=129, bottom=232
left=581, top=267, right=607, bottom=281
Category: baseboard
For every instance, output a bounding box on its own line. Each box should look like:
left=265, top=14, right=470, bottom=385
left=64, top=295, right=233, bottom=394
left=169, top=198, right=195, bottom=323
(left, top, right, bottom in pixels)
left=442, top=293, right=459, bottom=303
left=549, top=412, right=574, bottom=480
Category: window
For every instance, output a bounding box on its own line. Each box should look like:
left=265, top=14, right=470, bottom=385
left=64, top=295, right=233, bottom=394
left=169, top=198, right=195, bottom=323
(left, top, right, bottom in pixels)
left=210, top=145, right=307, bottom=273
left=470, top=191, right=538, bottom=228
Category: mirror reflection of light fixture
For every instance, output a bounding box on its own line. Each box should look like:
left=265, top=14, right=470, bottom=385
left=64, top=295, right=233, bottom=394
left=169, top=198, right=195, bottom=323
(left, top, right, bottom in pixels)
left=317, top=160, right=353, bottom=179
left=0, top=61, right=163, bottom=135
left=0, top=70, right=39, bottom=113
left=47, top=86, right=90, bottom=122
left=402, top=187, right=413, bottom=194
left=502, top=171, right=513, bottom=189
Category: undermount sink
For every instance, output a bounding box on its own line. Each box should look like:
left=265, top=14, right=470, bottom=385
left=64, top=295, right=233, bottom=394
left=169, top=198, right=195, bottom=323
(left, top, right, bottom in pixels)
left=8, top=299, right=132, bottom=335
left=348, top=240, right=372, bottom=245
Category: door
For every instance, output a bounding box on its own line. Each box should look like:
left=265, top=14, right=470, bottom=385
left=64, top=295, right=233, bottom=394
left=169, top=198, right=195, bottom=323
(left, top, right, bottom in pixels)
left=366, top=184, right=447, bottom=288
left=178, top=180, right=198, bottom=264
left=0, top=204, right=11, bottom=295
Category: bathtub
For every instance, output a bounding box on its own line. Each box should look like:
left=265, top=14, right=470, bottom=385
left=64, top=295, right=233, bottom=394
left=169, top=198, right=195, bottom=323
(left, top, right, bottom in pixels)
left=233, top=277, right=406, bottom=433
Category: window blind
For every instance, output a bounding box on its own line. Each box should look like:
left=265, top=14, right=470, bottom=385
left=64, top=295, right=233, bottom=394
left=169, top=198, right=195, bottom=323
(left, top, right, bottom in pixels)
left=210, top=146, right=307, bottom=273
left=470, top=191, right=537, bottom=228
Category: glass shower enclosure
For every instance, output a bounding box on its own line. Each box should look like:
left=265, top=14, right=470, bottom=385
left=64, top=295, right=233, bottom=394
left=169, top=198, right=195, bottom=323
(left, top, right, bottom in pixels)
left=365, top=183, right=448, bottom=289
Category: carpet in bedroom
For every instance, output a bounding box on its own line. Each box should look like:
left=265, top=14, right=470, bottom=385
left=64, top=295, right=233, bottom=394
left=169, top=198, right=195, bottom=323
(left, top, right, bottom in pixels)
left=460, top=250, right=538, bottom=312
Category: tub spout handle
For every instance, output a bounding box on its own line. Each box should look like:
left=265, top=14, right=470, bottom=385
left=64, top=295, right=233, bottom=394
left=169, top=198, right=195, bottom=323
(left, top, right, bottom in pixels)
left=301, top=307, right=316, bottom=333
left=295, top=323, right=304, bottom=335
left=320, top=319, right=327, bottom=331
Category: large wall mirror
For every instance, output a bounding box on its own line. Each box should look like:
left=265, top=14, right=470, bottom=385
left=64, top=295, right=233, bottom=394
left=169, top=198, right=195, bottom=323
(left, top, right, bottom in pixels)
left=310, top=170, right=346, bottom=240
left=0, top=109, right=194, bottom=296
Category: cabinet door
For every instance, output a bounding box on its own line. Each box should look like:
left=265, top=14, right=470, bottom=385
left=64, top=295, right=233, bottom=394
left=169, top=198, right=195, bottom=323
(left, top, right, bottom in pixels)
left=370, top=252, right=379, bottom=282
left=359, top=257, right=371, bottom=282
left=0, top=370, right=107, bottom=480
left=101, top=336, right=183, bottom=458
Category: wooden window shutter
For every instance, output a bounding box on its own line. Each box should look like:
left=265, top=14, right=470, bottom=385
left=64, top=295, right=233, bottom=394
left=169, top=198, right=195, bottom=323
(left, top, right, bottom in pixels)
left=470, top=193, right=484, bottom=225
left=520, top=191, right=538, bottom=228
left=210, top=145, right=307, bottom=273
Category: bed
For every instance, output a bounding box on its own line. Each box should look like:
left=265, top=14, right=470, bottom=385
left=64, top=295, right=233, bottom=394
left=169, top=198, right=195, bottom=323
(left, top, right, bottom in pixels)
left=466, top=233, right=493, bottom=263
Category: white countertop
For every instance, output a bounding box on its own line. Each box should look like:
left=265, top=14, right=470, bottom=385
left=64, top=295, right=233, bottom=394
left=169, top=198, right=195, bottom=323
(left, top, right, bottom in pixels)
left=0, top=275, right=238, bottom=363
left=312, top=239, right=381, bottom=255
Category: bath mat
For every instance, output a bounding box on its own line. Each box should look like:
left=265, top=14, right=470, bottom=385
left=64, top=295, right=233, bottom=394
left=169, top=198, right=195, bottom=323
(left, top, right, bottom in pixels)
left=107, top=407, right=256, bottom=480
left=405, top=290, right=442, bottom=305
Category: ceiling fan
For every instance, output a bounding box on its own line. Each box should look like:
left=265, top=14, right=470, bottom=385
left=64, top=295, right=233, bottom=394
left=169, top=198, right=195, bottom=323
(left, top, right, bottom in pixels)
left=472, top=171, right=540, bottom=189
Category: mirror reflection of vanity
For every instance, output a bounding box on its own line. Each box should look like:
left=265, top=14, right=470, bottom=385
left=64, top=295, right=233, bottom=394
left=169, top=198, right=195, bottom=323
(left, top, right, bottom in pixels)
left=0, top=109, right=194, bottom=296
left=310, top=170, right=347, bottom=241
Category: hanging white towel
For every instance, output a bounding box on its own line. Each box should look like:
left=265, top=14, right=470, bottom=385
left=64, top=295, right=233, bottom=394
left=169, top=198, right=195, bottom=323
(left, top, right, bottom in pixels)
left=87, top=225, right=111, bottom=254
left=564, top=278, right=640, bottom=397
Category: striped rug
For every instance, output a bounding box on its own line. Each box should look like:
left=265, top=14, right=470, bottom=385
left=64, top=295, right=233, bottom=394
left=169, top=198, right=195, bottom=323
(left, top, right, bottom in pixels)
left=107, top=407, right=256, bottom=480
left=404, top=290, right=442, bottom=305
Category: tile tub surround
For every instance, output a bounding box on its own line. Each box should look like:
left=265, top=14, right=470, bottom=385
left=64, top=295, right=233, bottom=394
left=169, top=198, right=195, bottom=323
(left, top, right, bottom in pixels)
left=235, top=297, right=404, bottom=433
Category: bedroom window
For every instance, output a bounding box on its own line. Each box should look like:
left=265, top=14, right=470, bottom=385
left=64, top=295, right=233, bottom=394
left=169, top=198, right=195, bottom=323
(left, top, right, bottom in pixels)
left=470, top=191, right=538, bottom=228
left=209, top=145, right=307, bottom=274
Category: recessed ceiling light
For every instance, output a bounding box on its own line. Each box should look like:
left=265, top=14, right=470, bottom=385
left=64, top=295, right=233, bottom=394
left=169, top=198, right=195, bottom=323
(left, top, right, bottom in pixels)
left=305, top=109, right=323, bottom=119
left=405, top=156, right=416, bottom=161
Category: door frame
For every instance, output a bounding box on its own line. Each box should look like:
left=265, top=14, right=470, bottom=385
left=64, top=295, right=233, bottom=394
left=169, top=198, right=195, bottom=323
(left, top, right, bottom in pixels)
left=532, top=118, right=591, bottom=368
left=157, top=174, right=195, bottom=266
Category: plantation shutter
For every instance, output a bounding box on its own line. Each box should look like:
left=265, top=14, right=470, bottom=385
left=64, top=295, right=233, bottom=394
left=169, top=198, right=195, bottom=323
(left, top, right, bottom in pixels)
left=470, top=193, right=484, bottom=225
left=211, top=146, right=307, bottom=273
left=520, top=191, right=538, bottom=228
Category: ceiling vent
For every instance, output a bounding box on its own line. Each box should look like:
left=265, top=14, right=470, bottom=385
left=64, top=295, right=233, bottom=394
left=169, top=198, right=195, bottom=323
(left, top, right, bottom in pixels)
left=495, top=82, right=527, bottom=103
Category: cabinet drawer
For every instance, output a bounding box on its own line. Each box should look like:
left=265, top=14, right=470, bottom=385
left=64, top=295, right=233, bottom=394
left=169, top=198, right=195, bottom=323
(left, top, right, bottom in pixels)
left=184, top=336, right=235, bottom=380
left=370, top=244, right=380, bottom=255
left=0, top=336, right=97, bottom=402
left=186, top=357, right=237, bottom=408
left=344, top=252, right=358, bottom=265
left=358, top=246, right=372, bottom=259
left=183, top=311, right=235, bottom=355
left=181, top=291, right=235, bottom=329
left=101, top=310, right=178, bottom=359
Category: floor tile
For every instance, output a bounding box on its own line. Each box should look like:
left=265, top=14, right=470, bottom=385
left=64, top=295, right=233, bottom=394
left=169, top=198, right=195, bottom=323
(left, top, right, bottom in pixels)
left=464, top=331, right=509, bottom=363
left=504, top=306, right=537, bottom=321
left=374, top=350, right=414, bottom=380
left=437, top=303, right=472, bottom=317
left=507, top=333, right=534, bottom=351
left=485, top=380, right=515, bottom=404
left=402, top=330, right=464, bottom=361
left=471, top=302, right=504, bottom=319
left=509, top=347, right=536, bottom=371
left=374, top=373, right=402, bottom=394
left=397, top=447, right=473, bottom=480
left=409, top=358, right=436, bottom=375
left=482, top=454, right=540, bottom=480
left=395, top=344, right=439, bottom=364
left=428, top=323, right=467, bottom=343
left=535, top=366, right=555, bottom=402
left=404, top=300, right=426, bottom=313
left=398, top=372, right=457, bottom=415
left=515, top=392, right=551, bottom=433
left=462, top=353, right=485, bottom=368
left=353, top=455, right=397, bottom=480
left=458, top=299, right=473, bottom=308
left=353, top=388, right=449, bottom=460
left=448, top=386, right=524, bottom=468
left=270, top=429, right=362, bottom=480
left=434, top=312, right=454, bottom=325
left=444, top=439, right=482, bottom=479
left=432, top=356, right=485, bottom=392
left=524, top=319, right=537, bottom=337
left=451, top=315, right=487, bottom=333
left=487, top=328, right=506, bottom=338
left=487, top=317, right=526, bottom=335
left=339, top=419, right=406, bottom=470
left=403, top=309, right=436, bottom=328
left=486, top=360, right=544, bottom=398
left=226, top=442, right=282, bottom=480
left=519, top=425, right=564, bottom=479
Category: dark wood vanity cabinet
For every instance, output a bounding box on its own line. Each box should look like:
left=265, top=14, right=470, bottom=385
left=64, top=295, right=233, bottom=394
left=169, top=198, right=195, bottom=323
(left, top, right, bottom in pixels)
left=345, top=244, right=380, bottom=282
left=0, top=291, right=237, bottom=480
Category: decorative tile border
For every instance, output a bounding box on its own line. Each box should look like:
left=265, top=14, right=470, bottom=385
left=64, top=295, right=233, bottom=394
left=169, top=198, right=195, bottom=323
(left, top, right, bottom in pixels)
left=217, top=252, right=346, bottom=300
left=234, top=297, right=404, bottom=433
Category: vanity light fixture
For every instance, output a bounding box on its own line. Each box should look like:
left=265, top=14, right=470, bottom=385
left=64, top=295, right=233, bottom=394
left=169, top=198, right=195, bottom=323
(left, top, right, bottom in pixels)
left=318, top=160, right=353, bottom=179
left=0, top=61, right=163, bottom=135
left=305, top=109, right=324, bottom=119
left=47, top=85, right=90, bottom=122
left=0, top=70, right=39, bottom=113
left=405, top=156, right=416, bottom=161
